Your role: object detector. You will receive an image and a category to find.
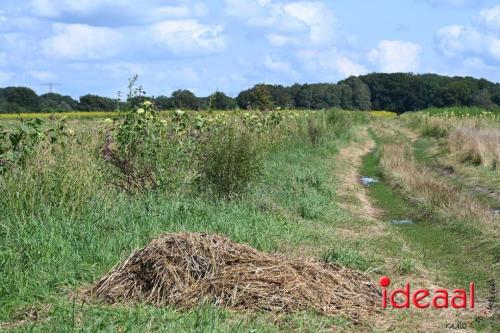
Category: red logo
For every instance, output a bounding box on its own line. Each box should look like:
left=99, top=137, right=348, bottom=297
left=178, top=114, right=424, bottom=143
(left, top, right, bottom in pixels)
left=379, top=276, right=475, bottom=309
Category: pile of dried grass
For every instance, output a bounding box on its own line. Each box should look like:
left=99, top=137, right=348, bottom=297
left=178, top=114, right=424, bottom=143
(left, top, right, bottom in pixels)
left=85, top=233, right=380, bottom=322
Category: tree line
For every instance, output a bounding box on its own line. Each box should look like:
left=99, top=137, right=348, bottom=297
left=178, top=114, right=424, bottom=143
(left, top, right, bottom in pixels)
left=1, top=73, right=499, bottom=114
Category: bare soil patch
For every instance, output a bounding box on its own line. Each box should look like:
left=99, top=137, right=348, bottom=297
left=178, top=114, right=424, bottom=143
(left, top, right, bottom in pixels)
left=336, top=127, right=380, bottom=221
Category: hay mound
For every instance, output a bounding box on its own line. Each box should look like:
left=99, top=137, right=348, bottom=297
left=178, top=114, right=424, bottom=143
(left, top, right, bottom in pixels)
left=86, top=233, right=380, bottom=321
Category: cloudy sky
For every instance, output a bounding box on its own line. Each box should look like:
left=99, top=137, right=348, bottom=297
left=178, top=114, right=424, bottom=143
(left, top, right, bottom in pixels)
left=0, top=0, right=499, bottom=98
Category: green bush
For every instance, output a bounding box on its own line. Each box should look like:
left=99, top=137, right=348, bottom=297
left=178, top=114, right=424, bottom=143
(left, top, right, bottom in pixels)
left=197, top=125, right=263, bottom=198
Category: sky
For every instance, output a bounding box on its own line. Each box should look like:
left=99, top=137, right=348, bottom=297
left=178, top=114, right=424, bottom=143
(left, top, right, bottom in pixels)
left=0, top=0, right=499, bottom=98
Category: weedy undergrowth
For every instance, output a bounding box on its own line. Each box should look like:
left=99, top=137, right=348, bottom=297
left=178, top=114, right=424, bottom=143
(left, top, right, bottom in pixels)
left=101, top=78, right=193, bottom=194
left=0, top=117, right=68, bottom=174
left=307, top=117, right=323, bottom=146
left=196, top=123, right=263, bottom=199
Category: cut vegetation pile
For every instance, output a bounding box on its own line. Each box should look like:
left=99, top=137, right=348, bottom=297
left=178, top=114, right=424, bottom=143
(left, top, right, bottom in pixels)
left=85, top=233, right=380, bottom=322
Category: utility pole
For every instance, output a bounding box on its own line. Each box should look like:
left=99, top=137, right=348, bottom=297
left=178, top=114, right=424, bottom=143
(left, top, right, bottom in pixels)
left=41, top=83, right=62, bottom=93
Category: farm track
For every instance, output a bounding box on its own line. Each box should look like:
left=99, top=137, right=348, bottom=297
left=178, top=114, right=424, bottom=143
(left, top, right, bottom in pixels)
left=346, top=123, right=497, bottom=332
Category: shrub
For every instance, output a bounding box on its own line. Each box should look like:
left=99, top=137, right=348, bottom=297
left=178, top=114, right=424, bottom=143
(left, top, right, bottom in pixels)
left=100, top=77, right=198, bottom=194
left=197, top=125, right=262, bottom=198
left=307, top=117, right=323, bottom=146
left=101, top=100, right=174, bottom=193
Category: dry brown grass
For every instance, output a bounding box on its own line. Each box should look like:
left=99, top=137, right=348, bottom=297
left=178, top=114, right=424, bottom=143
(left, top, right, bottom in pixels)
left=449, top=127, right=500, bottom=170
left=379, top=143, right=499, bottom=237
left=85, top=232, right=381, bottom=323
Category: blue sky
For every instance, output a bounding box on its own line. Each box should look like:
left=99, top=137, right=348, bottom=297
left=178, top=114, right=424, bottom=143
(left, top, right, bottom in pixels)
left=0, top=0, right=499, bottom=98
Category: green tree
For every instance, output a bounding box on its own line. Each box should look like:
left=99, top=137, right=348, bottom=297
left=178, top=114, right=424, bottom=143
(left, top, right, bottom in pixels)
left=337, top=84, right=353, bottom=110
left=252, top=84, right=273, bottom=111
left=236, top=90, right=253, bottom=110
left=0, top=87, right=41, bottom=113
left=267, top=85, right=294, bottom=109
left=341, top=77, right=371, bottom=110
left=209, top=91, right=237, bottom=110
left=295, top=84, right=313, bottom=109
left=155, top=96, right=175, bottom=110
left=40, top=93, right=79, bottom=112
left=473, top=89, right=494, bottom=109
left=171, top=89, right=198, bottom=110
left=78, top=94, right=116, bottom=111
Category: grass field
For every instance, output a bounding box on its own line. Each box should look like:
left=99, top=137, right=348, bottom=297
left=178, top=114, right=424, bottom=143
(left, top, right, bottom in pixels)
left=0, top=107, right=498, bottom=332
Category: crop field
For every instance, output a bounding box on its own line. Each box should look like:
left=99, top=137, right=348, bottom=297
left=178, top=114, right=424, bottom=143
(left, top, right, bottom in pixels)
left=0, top=104, right=499, bottom=332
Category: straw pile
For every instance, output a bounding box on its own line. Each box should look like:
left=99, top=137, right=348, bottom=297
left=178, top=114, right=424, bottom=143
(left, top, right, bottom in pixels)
left=85, top=233, right=380, bottom=321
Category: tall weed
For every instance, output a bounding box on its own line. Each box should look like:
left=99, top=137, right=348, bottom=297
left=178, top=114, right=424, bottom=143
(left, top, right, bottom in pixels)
left=197, top=124, right=263, bottom=199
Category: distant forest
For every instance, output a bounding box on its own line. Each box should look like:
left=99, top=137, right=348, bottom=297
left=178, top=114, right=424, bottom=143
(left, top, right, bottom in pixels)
left=1, top=73, right=499, bottom=114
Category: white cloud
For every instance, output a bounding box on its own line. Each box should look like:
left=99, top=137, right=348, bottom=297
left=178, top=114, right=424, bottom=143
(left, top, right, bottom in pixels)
left=282, top=1, right=336, bottom=45
left=39, top=19, right=226, bottom=61
left=298, top=49, right=368, bottom=78
left=463, top=57, right=500, bottom=71
left=267, top=33, right=298, bottom=47
left=263, top=55, right=299, bottom=77
left=155, top=6, right=191, bottom=18
left=142, top=3, right=208, bottom=23
left=335, top=56, right=368, bottom=77
left=368, top=40, right=422, bottom=72
left=477, top=5, right=500, bottom=33
left=436, top=25, right=500, bottom=61
left=436, top=5, right=500, bottom=66
left=41, top=24, right=122, bottom=60
left=29, top=70, right=57, bottom=81
left=150, top=20, right=225, bottom=54
left=0, top=32, right=38, bottom=60
left=225, top=0, right=336, bottom=46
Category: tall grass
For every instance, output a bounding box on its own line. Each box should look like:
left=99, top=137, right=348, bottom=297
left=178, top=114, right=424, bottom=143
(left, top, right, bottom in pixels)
left=402, top=110, right=500, bottom=170
left=197, top=124, right=263, bottom=198
left=449, top=127, right=500, bottom=170
left=379, top=142, right=498, bottom=236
